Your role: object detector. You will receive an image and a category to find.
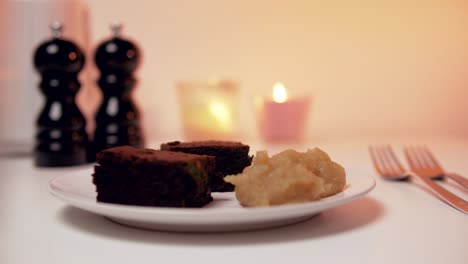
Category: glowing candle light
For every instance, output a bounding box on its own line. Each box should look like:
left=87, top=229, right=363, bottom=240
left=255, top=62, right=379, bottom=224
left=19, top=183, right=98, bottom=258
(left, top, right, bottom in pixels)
left=178, top=79, right=239, bottom=140
left=273, top=82, right=288, bottom=103
left=257, top=82, right=310, bottom=143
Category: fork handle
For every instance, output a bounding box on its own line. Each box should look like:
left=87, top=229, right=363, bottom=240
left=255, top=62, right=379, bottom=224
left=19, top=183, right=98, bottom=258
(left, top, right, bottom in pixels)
left=445, top=173, right=468, bottom=189
left=412, top=173, right=468, bottom=215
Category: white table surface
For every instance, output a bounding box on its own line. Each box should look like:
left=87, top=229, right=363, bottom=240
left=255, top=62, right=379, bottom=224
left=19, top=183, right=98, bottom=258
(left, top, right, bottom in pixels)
left=1, top=138, right=467, bottom=264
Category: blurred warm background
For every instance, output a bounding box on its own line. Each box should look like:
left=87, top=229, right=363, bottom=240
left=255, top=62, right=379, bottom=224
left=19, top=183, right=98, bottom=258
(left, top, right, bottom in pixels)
left=2, top=0, right=468, bottom=149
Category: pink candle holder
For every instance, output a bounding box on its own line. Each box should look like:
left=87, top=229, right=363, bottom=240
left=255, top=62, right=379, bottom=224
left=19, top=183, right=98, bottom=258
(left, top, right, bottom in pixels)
left=257, top=83, right=311, bottom=143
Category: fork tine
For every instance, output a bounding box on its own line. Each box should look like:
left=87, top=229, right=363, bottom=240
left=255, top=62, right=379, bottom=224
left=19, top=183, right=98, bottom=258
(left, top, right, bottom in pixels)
left=369, top=146, right=385, bottom=176
left=415, top=145, right=432, bottom=169
left=379, top=145, right=403, bottom=176
left=413, top=145, right=427, bottom=169
left=385, top=145, right=405, bottom=173
left=377, top=146, right=394, bottom=175
left=404, top=146, right=419, bottom=171
left=422, top=145, right=443, bottom=170
left=379, top=146, right=398, bottom=175
left=370, top=145, right=394, bottom=176
left=371, top=146, right=393, bottom=175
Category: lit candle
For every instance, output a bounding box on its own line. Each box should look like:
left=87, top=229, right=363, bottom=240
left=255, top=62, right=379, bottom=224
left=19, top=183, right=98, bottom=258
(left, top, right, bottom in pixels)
left=257, top=82, right=310, bottom=143
left=178, top=79, right=239, bottom=140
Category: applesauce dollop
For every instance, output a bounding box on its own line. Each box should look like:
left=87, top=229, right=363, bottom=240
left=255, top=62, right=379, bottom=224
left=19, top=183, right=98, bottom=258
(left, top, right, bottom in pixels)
left=224, top=148, right=346, bottom=207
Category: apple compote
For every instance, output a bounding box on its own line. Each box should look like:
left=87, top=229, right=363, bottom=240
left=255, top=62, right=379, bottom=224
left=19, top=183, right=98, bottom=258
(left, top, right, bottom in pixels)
left=224, top=148, right=346, bottom=207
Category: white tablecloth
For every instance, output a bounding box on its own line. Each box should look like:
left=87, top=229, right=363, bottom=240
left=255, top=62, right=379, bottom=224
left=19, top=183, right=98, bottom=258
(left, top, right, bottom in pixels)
left=1, top=138, right=467, bottom=264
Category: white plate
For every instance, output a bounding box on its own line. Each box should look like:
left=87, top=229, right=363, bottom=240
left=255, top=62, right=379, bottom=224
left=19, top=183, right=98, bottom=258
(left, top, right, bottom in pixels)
left=49, top=168, right=375, bottom=232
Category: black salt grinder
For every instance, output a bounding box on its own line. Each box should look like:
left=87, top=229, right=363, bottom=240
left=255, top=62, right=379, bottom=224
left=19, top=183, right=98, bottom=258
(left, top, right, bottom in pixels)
left=92, top=22, right=144, bottom=157
left=33, top=22, right=89, bottom=167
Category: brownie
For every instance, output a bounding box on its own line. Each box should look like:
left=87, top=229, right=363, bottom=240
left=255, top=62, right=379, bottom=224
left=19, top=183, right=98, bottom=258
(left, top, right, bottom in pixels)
left=92, top=146, right=214, bottom=207
left=160, top=141, right=253, bottom=192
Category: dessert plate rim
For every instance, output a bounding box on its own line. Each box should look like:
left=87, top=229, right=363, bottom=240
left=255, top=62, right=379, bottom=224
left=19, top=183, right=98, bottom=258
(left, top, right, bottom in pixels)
left=49, top=167, right=375, bottom=231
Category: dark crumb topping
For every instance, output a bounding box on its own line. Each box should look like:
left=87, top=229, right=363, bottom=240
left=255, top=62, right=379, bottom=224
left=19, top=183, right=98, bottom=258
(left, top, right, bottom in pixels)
left=162, top=140, right=249, bottom=149
left=96, top=146, right=212, bottom=165
left=166, top=141, right=181, bottom=146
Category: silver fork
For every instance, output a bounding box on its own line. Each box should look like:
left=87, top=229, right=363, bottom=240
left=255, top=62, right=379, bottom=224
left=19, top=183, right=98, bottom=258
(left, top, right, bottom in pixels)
left=404, top=145, right=468, bottom=189
left=369, top=145, right=468, bottom=214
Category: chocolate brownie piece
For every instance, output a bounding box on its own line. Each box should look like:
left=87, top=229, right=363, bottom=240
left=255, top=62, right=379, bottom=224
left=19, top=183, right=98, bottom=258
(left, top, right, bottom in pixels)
left=160, top=141, right=253, bottom=192
left=93, top=146, right=213, bottom=207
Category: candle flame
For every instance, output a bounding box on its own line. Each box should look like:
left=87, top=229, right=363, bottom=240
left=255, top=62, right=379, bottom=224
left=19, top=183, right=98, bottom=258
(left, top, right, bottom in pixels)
left=208, top=101, right=232, bottom=131
left=272, top=82, right=288, bottom=103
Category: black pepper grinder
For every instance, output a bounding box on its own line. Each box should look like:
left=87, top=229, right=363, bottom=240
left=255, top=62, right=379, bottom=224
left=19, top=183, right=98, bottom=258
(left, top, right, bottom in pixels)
left=92, top=22, right=144, bottom=157
left=33, top=22, right=89, bottom=167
